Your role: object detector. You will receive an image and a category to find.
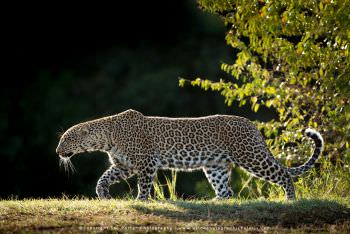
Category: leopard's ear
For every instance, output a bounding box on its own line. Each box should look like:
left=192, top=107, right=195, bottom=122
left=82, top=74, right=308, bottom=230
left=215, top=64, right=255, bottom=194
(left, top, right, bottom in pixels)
left=80, top=126, right=89, bottom=136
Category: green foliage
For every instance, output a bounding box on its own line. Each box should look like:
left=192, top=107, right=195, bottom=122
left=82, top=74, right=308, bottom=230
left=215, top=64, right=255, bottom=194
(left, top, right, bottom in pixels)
left=152, top=175, right=166, bottom=200
left=195, top=180, right=216, bottom=198
left=181, top=0, right=350, bottom=163
left=152, top=170, right=178, bottom=200
left=294, top=158, right=350, bottom=198
left=165, top=170, right=178, bottom=201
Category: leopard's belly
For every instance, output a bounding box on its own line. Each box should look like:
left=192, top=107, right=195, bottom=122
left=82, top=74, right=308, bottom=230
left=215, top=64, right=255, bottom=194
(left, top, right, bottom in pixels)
left=157, top=148, right=234, bottom=170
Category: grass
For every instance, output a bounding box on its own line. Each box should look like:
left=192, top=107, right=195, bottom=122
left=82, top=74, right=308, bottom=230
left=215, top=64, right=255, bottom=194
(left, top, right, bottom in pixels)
left=1, top=198, right=349, bottom=233
left=2, top=158, right=349, bottom=233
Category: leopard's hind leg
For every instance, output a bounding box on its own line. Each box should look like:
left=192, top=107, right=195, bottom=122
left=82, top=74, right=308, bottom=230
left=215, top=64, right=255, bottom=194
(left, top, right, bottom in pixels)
left=203, top=165, right=234, bottom=199
left=235, top=151, right=296, bottom=200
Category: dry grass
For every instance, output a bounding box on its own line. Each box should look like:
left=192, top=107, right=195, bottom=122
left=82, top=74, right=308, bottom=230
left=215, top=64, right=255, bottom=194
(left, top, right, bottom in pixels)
left=0, top=198, right=349, bottom=233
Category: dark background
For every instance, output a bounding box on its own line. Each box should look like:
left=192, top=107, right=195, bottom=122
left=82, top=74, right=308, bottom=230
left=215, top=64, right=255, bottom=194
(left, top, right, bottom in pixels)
left=1, top=1, right=274, bottom=199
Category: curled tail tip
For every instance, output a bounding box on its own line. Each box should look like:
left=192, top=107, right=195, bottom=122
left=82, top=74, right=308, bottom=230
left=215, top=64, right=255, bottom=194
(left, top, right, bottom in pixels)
left=305, top=127, right=317, bottom=135
left=305, top=128, right=324, bottom=150
left=288, top=128, right=325, bottom=177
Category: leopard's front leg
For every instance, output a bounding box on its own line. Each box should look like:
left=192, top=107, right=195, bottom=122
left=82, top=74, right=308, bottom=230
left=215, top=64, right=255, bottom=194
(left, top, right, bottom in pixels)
left=136, top=160, right=158, bottom=200
left=96, top=166, right=134, bottom=199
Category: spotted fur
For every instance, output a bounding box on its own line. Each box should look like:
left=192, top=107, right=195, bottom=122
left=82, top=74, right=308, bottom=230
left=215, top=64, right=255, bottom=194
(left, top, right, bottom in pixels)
left=56, top=109, right=324, bottom=200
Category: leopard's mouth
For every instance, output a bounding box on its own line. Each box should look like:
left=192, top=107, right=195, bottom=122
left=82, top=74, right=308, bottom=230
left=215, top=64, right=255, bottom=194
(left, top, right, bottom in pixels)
left=60, top=152, right=74, bottom=158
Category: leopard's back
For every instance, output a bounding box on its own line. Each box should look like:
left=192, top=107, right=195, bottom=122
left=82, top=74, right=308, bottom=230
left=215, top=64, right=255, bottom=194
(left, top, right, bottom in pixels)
left=144, top=114, right=262, bottom=170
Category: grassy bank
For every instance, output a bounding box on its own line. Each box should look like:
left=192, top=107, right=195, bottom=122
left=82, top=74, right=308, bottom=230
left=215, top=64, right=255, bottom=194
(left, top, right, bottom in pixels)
left=1, top=198, right=349, bottom=233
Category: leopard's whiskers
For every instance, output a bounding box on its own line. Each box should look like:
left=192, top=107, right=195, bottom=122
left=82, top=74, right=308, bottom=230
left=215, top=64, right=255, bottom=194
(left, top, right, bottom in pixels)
left=59, top=156, right=76, bottom=174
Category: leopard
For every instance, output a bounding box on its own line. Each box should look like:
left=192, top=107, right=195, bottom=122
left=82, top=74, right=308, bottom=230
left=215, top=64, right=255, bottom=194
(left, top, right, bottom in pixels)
left=56, top=109, right=324, bottom=200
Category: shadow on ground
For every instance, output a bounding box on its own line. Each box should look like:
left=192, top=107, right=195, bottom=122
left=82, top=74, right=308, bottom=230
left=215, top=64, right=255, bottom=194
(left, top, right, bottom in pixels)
left=131, top=199, right=350, bottom=227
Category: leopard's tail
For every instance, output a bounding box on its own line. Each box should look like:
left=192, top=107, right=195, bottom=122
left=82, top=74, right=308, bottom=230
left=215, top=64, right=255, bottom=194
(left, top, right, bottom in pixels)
left=288, top=128, right=324, bottom=177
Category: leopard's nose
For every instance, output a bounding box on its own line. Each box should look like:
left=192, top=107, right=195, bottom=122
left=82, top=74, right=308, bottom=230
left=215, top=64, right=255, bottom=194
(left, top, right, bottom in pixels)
left=56, top=143, right=64, bottom=155
left=56, top=145, right=61, bottom=155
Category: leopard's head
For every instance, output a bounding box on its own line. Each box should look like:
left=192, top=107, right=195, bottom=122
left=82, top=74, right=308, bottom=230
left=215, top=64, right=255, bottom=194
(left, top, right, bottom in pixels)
left=56, top=123, right=92, bottom=158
